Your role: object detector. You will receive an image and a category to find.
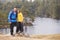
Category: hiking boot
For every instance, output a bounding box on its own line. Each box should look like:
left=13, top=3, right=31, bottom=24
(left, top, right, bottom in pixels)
left=24, top=34, right=30, bottom=37
left=19, top=33, right=23, bottom=36
left=19, top=32, right=25, bottom=37
left=11, top=34, right=15, bottom=37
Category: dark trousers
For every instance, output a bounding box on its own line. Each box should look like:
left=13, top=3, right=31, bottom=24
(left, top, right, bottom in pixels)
left=16, top=22, right=24, bottom=33
left=10, top=22, right=17, bottom=35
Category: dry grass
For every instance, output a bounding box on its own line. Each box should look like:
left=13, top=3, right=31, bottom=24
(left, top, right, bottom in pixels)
left=30, top=34, right=60, bottom=40
left=0, top=34, right=60, bottom=40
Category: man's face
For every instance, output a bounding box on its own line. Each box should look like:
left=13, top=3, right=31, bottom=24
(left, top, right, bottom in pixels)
left=13, top=8, right=17, bottom=12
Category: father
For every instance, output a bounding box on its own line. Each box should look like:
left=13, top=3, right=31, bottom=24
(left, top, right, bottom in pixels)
left=8, top=7, right=17, bottom=36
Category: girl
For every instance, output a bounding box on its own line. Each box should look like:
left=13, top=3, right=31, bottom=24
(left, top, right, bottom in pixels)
left=16, top=10, right=24, bottom=35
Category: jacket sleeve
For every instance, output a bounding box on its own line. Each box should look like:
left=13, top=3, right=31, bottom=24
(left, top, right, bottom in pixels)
left=21, top=13, right=24, bottom=19
left=8, top=11, right=12, bottom=22
left=21, top=13, right=24, bottom=21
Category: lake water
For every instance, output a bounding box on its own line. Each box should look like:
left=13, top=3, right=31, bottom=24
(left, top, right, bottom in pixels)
left=0, top=17, right=60, bottom=35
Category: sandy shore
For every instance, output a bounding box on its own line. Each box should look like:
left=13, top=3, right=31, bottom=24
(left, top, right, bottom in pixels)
left=0, top=34, right=60, bottom=40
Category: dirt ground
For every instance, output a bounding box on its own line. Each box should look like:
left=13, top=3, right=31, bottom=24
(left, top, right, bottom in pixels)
left=0, top=34, right=60, bottom=40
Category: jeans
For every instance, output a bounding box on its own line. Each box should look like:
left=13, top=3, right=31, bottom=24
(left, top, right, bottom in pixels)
left=16, top=22, right=24, bottom=33
left=10, top=22, right=17, bottom=35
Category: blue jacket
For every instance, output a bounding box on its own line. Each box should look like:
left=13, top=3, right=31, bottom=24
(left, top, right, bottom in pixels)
left=8, top=10, right=17, bottom=22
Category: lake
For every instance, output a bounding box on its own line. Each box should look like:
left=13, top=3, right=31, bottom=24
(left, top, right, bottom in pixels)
left=0, top=17, right=60, bottom=35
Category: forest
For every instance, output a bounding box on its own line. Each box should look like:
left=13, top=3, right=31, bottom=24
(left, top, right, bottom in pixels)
left=0, top=0, right=60, bottom=27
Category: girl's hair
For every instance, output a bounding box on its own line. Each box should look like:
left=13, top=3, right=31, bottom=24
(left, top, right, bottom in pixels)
left=18, top=10, right=21, bottom=13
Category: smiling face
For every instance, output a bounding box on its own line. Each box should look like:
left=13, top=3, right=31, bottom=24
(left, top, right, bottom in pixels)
left=18, top=10, right=21, bottom=13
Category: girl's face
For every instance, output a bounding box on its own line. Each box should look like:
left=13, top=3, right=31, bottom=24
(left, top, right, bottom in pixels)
left=18, top=10, right=19, bottom=13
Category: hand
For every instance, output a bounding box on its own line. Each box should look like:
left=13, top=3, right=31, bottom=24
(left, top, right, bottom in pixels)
left=9, top=22, right=11, bottom=24
left=21, top=22, right=23, bottom=23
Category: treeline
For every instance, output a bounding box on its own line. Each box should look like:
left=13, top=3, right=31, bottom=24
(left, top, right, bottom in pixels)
left=0, top=0, right=60, bottom=26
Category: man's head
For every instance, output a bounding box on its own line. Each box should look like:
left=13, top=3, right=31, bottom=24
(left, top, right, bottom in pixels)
left=13, top=7, right=17, bottom=12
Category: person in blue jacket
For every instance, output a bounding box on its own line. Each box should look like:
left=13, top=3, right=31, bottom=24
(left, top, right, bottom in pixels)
left=8, top=7, right=18, bottom=36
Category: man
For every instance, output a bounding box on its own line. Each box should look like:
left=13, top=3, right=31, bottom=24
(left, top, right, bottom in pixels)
left=8, top=7, right=17, bottom=36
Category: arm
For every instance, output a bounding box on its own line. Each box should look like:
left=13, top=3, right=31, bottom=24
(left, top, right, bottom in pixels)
left=8, top=11, right=12, bottom=23
left=21, top=12, right=24, bottom=23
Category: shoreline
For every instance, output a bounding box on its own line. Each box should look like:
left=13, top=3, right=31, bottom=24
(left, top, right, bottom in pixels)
left=0, top=34, right=60, bottom=40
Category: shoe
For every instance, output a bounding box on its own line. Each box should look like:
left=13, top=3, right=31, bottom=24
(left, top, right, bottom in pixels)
left=19, top=33, right=24, bottom=36
left=11, top=34, right=15, bottom=37
left=24, top=34, right=30, bottom=37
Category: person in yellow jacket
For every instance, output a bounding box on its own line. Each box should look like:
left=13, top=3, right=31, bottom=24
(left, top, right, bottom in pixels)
left=16, top=10, right=24, bottom=35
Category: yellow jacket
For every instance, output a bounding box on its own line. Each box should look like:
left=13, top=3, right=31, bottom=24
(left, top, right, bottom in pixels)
left=17, top=12, right=24, bottom=22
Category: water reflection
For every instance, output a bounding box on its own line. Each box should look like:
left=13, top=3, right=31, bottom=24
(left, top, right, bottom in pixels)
left=0, top=17, right=60, bottom=35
